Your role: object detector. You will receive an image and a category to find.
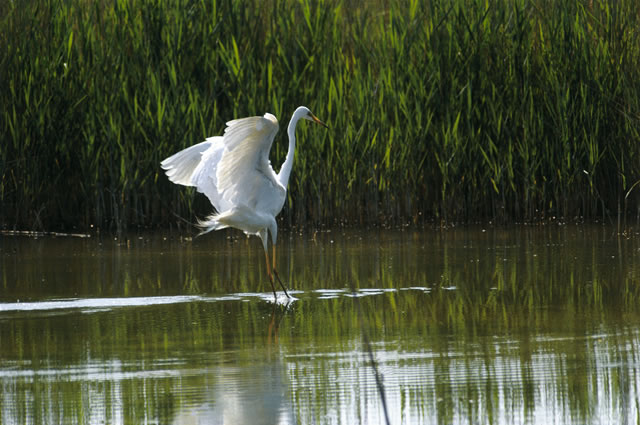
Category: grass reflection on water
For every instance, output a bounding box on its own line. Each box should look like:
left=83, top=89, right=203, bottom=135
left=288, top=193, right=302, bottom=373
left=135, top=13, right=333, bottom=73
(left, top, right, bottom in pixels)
left=1, top=226, right=640, bottom=424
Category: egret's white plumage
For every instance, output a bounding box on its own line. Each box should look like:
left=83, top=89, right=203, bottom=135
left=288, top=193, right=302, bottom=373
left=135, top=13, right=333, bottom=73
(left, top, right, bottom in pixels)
left=161, top=106, right=327, bottom=298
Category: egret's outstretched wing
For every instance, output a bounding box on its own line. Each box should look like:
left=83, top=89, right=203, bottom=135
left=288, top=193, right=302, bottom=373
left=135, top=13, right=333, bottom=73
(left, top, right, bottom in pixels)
left=160, top=140, right=213, bottom=187
left=216, top=113, right=284, bottom=211
left=189, top=136, right=234, bottom=212
left=161, top=136, right=233, bottom=213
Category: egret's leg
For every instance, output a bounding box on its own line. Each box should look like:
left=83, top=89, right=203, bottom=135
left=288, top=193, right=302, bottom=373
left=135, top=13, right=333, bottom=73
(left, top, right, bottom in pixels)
left=264, top=248, right=278, bottom=299
left=272, top=244, right=290, bottom=298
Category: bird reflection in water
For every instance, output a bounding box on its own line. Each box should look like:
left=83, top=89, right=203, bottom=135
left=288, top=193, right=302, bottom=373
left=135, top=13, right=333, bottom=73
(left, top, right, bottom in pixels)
left=171, top=303, right=296, bottom=425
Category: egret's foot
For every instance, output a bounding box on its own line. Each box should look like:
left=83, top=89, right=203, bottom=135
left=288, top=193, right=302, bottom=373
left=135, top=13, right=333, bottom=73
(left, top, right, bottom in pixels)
left=267, top=275, right=278, bottom=299
left=273, top=269, right=290, bottom=298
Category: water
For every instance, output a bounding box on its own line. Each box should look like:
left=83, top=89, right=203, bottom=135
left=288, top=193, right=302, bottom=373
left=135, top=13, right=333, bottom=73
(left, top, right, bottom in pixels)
left=1, top=226, right=640, bottom=424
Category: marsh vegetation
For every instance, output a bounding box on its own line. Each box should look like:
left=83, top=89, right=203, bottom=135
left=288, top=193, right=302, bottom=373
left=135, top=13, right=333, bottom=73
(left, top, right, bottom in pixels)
left=1, top=0, right=639, bottom=230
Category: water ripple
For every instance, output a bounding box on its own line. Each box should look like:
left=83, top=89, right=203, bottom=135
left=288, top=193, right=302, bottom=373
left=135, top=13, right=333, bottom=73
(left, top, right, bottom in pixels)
left=0, top=287, right=429, bottom=317
left=0, top=295, right=206, bottom=313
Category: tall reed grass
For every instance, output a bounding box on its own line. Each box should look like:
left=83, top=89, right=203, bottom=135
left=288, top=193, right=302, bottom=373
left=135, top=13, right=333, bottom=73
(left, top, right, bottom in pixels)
left=1, top=0, right=639, bottom=231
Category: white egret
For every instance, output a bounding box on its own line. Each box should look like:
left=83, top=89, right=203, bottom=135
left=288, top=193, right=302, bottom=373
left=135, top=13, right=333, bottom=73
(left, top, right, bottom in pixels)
left=161, top=106, right=327, bottom=299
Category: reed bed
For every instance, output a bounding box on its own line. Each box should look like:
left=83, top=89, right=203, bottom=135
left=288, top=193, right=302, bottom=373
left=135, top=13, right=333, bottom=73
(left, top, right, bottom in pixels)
left=1, top=0, right=639, bottom=231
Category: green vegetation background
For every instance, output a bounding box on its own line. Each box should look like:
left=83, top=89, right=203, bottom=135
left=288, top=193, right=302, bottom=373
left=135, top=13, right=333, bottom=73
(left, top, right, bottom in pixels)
left=1, top=0, right=639, bottom=231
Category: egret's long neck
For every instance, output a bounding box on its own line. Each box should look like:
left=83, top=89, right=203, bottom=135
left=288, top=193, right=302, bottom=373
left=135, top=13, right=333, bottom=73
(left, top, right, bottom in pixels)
left=277, top=113, right=301, bottom=187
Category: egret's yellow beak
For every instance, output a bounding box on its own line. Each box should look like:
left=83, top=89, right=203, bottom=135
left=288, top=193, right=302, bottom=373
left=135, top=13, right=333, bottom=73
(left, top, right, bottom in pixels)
left=310, top=113, right=329, bottom=129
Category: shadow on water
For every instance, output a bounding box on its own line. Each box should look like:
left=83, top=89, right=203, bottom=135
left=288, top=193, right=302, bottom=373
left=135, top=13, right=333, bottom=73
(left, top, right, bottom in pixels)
left=1, top=226, right=640, bottom=424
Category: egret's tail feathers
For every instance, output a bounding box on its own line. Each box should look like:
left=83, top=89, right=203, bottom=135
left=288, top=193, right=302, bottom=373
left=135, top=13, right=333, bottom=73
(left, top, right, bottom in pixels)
left=197, top=206, right=267, bottom=238
left=197, top=213, right=229, bottom=236
left=161, top=140, right=213, bottom=186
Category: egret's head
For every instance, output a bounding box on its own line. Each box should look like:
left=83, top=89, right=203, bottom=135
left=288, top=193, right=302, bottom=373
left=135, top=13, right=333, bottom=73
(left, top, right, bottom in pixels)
left=297, top=106, right=329, bottom=128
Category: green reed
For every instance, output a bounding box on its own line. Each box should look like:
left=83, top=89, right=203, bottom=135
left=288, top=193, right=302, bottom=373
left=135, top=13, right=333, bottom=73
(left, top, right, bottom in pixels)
left=1, top=0, right=639, bottom=230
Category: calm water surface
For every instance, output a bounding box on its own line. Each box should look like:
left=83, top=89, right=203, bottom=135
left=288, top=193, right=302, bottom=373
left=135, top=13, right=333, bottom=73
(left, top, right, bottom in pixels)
left=1, top=226, right=640, bottom=424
